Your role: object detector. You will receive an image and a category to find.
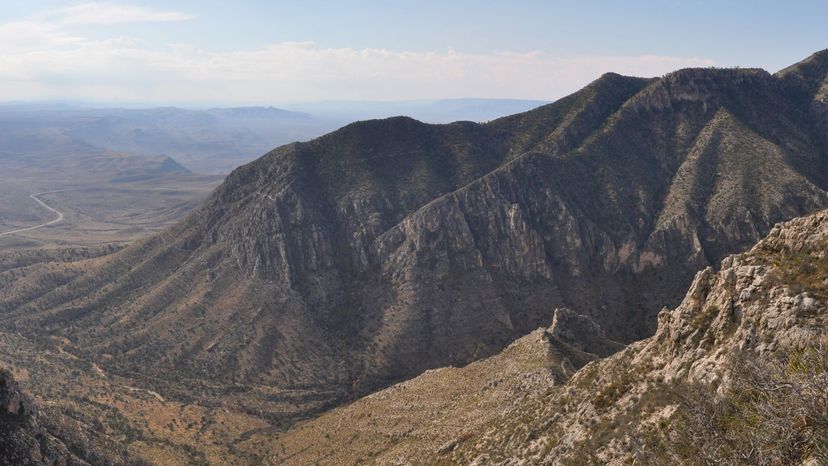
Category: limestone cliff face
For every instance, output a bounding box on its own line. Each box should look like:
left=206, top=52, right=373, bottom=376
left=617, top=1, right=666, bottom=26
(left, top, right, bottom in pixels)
left=548, top=307, right=624, bottom=357
left=644, top=210, right=828, bottom=385
left=2, top=52, right=828, bottom=425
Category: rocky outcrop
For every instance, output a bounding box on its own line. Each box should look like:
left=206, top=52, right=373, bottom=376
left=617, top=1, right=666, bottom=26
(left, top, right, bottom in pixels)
left=0, top=367, right=142, bottom=466
left=0, top=369, right=73, bottom=466
left=549, top=307, right=625, bottom=357
left=449, top=209, right=828, bottom=464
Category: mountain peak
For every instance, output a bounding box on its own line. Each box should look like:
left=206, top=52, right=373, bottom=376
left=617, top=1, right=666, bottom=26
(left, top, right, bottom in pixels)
left=654, top=66, right=774, bottom=94
left=775, top=49, right=828, bottom=99
left=777, top=48, right=828, bottom=75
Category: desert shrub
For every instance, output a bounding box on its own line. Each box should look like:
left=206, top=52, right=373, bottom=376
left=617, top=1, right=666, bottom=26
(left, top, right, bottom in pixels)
left=669, top=345, right=828, bottom=465
left=754, top=240, right=828, bottom=300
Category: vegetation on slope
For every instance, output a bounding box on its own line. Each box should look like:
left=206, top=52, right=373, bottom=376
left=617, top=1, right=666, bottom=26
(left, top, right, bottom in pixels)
left=270, top=209, right=828, bottom=465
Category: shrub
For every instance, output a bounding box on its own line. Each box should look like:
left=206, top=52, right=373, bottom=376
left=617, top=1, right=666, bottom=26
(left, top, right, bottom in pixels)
left=669, top=344, right=828, bottom=465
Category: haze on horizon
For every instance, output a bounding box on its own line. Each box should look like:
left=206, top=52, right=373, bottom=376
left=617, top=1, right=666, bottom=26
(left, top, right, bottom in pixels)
left=0, top=0, right=825, bottom=106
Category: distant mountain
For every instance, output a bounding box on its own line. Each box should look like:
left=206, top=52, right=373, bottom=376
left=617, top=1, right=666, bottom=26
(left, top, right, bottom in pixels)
left=0, top=124, right=199, bottom=242
left=49, top=106, right=332, bottom=175
left=0, top=125, right=189, bottom=180
left=207, top=106, right=311, bottom=119
left=0, top=100, right=547, bottom=177
left=0, top=105, right=339, bottom=175
left=2, top=50, right=828, bottom=433
left=280, top=98, right=549, bottom=123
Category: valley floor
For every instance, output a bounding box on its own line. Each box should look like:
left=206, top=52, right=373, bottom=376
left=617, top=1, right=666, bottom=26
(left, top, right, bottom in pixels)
left=0, top=175, right=221, bottom=251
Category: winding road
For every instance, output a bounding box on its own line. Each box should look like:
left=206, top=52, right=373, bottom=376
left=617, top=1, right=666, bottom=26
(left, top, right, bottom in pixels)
left=0, top=191, right=66, bottom=237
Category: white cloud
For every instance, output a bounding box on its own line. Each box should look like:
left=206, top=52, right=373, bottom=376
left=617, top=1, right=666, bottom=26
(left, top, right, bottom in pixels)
left=0, top=16, right=716, bottom=104
left=54, top=2, right=193, bottom=24
left=0, top=21, right=83, bottom=48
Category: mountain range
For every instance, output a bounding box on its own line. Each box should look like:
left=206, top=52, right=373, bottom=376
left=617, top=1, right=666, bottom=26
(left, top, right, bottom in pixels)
left=0, top=105, right=329, bottom=175
left=0, top=49, right=827, bottom=464
left=0, top=99, right=548, bottom=176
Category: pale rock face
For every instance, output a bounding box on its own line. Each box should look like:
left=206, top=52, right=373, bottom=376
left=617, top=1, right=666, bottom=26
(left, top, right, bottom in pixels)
left=546, top=210, right=828, bottom=463
left=549, top=307, right=624, bottom=357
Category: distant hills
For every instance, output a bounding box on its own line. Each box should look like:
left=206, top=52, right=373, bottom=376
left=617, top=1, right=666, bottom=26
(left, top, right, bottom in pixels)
left=0, top=124, right=189, bottom=178
left=278, top=98, right=549, bottom=123
left=0, top=99, right=548, bottom=175
left=0, top=105, right=331, bottom=175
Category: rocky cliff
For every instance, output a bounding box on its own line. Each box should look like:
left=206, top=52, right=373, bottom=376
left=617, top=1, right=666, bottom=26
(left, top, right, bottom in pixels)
left=266, top=208, right=828, bottom=465
left=0, top=366, right=147, bottom=466
left=0, top=368, right=76, bottom=466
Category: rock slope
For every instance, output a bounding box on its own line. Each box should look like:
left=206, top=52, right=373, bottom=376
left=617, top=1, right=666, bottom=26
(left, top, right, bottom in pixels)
left=1, top=368, right=81, bottom=466
left=1, top=51, right=828, bottom=426
left=241, top=309, right=616, bottom=465
left=0, top=363, right=153, bottom=466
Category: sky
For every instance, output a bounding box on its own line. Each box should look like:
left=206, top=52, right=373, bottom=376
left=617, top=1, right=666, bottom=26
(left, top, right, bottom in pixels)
left=0, top=1, right=825, bottom=106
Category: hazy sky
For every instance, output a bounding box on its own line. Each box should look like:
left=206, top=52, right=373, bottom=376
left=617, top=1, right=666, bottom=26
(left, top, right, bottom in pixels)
left=0, top=1, right=825, bottom=105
